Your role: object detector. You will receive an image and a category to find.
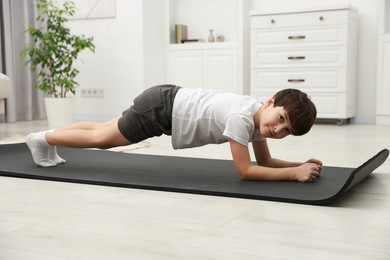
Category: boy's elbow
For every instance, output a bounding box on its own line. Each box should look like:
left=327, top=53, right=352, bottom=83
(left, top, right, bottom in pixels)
left=237, top=165, right=269, bottom=181
left=239, top=174, right=250, bottom=181
left=238, top=168, right=251, bottom=180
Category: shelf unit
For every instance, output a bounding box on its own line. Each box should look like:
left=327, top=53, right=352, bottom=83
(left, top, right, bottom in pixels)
left=166, top=0, right=250, bottom=94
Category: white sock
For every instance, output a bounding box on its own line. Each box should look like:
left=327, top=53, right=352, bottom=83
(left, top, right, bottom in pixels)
left=47, top=129, right=66, bottom=165
left=26, top=131, right=56, bottom=167
left=49, top=145, right=66, bottom=165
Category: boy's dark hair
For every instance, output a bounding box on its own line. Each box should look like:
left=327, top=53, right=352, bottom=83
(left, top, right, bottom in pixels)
left=273, top=88, right=317, bottom=136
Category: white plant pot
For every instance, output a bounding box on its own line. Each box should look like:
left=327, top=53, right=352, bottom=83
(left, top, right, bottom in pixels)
left=44, top=97, right=76, bottom=128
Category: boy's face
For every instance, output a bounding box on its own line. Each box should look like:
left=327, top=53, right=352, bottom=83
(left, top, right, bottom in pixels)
left=259, top=98, right=292, bottom=139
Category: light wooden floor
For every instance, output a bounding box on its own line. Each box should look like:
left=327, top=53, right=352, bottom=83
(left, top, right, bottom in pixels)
left=0, top=121, right=389, bottom=260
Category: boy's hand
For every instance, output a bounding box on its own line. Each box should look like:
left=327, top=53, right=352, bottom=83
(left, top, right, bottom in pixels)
left=306, top=158, right=323, bottom=167
left=295, top=163, right=322, bottom=182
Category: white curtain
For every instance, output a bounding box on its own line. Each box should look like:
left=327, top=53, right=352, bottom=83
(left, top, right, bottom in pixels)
left=0, top=0, right=45, bottom=123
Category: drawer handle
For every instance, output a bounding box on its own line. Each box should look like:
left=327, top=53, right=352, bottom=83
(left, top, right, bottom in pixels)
left=288, top=56, right=306, bottom=60
left=271, top=19, right=275, bottom=24
left=288, top=35, right=306, bottom=40
left=288, top=79, right=305, bottom=83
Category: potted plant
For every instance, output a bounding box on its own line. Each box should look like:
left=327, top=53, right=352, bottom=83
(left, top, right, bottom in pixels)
left=20, top=0, right=95, bottom=127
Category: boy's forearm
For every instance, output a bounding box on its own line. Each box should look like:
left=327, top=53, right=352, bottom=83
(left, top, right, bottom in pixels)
left=261, top=157, right=302, bottom=169
left=240, top=165, right=297, bottom=181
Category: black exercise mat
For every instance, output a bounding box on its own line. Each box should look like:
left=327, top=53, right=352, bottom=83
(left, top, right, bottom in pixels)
left=0, top=143, right=388, bottom=205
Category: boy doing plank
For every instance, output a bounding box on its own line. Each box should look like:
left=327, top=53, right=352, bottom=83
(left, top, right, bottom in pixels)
left=27, top=85, right=322, bottom=182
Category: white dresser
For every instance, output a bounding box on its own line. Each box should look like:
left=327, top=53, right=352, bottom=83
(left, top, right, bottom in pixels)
left=250, top=6, right=358, bottom=123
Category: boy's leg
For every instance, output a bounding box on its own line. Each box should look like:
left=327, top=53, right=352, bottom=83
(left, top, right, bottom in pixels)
left=26, top=115, right=131, bottom=167
left=54, top=115, right=121, bottom=131
left=46, top=115, right=123, bottom=164
left=48, top=115, right=125, bottom=162
left=45, top=117, right=131, bottom=149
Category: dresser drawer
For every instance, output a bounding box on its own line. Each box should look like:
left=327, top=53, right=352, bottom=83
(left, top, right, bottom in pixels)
left=251, top=26, right=347, bottom=47
left=251, top=68, right=346, bottom=93
left=251, top=47, right=346, bottom=68
left=311, top=94, right=354, bottom=118
left=251, top=10, right=349, bottom=29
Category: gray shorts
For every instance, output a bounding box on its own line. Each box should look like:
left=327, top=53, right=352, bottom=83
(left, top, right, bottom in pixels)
left=118, top=85, right=181, bottom=143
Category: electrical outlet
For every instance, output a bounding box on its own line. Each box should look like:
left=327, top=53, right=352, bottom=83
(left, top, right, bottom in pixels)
left=81, top=88, right=104, bottom=98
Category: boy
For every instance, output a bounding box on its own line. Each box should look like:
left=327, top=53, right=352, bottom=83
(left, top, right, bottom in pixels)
left=26, top=85, right=322, bottom=182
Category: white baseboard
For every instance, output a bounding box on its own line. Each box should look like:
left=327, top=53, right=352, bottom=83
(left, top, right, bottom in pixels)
left=376, top=115, right=390, bottom=125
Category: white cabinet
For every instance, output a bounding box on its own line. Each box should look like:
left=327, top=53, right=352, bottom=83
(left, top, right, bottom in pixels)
left=376, top=0, right=390, bottom=125
left=166, top=0, right=249, bottom=94
left=377, top=35, right=390, bottom=124
left=203, top=49, right=238, bottom=91
left=168, top=45, right=238, bottom=92
left=250, top=6, right=359, bottom=122
left=168, top=50, right=203, bottom=88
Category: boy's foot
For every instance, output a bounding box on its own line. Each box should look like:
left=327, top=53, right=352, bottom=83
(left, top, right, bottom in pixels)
left=49, top=145, right=66, bottom=165
left=26, top=132, right=56, bottom=167
left=46, top=129, right=66, bottom=165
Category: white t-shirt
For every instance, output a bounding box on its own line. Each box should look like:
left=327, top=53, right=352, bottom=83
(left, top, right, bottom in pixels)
left=171, top=88, right=264, bottom=149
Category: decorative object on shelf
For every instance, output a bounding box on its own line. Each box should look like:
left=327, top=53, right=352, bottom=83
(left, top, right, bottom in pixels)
left=208, top=29, right=215, bottom=42
left=216, top=34, right=225, bottom=42
left=175, top=24, right=187, bottom=44
left=182, top=39, right=205, bottom=44
left=20, top=0, right=95, bottom=127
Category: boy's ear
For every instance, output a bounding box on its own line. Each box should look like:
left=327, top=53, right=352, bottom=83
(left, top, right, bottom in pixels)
left=265, top=97, right=275, bottom=108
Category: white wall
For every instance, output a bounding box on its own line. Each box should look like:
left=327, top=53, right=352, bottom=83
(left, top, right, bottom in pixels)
left=143, top=0, right=168, bottom=89
left=251, top=0, right=381, bottom=123
left=68, top=0, right=145, bottom=121
left=68, top=0, right=167, bottom=121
